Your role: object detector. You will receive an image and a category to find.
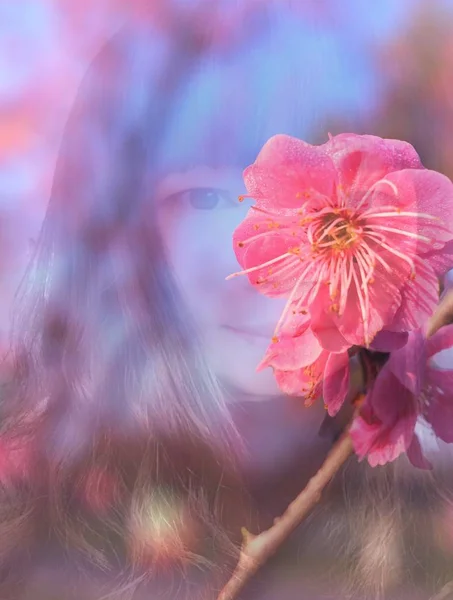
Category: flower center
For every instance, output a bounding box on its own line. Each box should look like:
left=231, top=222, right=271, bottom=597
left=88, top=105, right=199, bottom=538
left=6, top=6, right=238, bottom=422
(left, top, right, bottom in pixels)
left=313, top=210, right=360, bottom=254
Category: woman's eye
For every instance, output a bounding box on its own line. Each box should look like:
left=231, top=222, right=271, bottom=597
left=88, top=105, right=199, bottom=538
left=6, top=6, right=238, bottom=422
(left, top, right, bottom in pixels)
left=169, top=188, right=237, bottom=210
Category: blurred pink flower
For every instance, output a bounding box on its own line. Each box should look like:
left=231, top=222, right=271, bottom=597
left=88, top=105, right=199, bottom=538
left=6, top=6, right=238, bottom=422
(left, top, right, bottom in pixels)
left=230, top=133, right=453, bottom=350
left=0, top=437, right=33, bottom=485
left=257, top=311, right=350, bottom=415
left=81, top=467, right=120, bottom=514
left=350, top=324, right=453, bottom=468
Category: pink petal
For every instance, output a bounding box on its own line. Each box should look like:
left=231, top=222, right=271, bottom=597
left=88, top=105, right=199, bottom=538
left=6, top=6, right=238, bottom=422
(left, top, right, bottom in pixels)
left=333, top=255, right=404, bottom=346
left=233, top=214, right=302, bottom=298
left=324, top=133, right=422, bottom=207
left=367, top=419, right=414, bottom=467
left=426, top=323, right=453, bottom=359
left=428, top=370, right=453, bottom=390
left=350, top=369, right=418, bottom=467
left=425, top=380, right=453, bottom=443
left=424, top=240, right=453, bottom=277
left=385, top=169, right=453, bottom=244
left=388, top=330, right=426, bottom=396
left=273, top=353, right=327, bottom=399
left=369, top=330, right=408, bottom=352
left=257, top=326, right=322, bottom=372
left=309, top=286, right=350, bottom=352
left=275, top=306, right=312, bottom=337
left=352, top=409, right=417, bottom=467
left=406, top=435, right=433, bottom=470
left=322, top=351, right=350, bottom=416
left=273, top=369, right=306, bottom=397
left=349, top=415, right=383, bottom=460
left=371, top=368, right=417, bottom=423
left=389, top=261, right=440, bottom=333
left=244, top=134, right=337, bottom=209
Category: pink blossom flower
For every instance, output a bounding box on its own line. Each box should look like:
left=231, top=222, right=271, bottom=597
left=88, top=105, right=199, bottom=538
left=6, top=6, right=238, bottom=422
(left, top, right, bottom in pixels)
left=350, top=324, right=453, bottom=468
left=257, top=311, right=350, bottom=415
left=229, top=133, right=453, bottom=350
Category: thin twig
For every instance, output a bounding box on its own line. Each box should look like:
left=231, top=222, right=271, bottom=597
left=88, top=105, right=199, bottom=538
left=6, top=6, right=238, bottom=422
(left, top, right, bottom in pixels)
left=217, top=399, right=363, bottom=600
left=430, top=581, right=453, bottom=600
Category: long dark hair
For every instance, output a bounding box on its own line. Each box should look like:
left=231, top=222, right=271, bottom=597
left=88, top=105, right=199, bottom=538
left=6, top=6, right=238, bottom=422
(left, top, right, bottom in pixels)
left=0, top=11, right=255, bottom=596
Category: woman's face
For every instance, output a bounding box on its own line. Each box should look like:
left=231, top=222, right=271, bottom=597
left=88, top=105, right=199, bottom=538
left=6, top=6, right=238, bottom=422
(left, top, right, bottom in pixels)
left=156, top=166, right=289, bottom=398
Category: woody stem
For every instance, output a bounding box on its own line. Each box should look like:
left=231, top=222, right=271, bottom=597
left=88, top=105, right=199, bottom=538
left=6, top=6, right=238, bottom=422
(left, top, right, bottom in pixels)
left=216, top=400, right=364, bottom=600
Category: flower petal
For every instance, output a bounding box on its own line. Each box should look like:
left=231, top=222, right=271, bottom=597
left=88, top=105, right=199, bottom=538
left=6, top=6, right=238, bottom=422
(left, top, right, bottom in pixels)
left=333, top=256, right=404, bottom=346
left=425, top=378, right=453, bottom=443
left=406, top=435, right=433, bottom=470
left=424, top=240, right=453, bottom=278
left=273, top=351, right=328, bottom=399
left=385, top=169, right=453, bottom=244
left=232, top=213, right=303, bottom=297
left=322, top=351, right=350, bottom=416
left=244, top=134, right=337, bottom=209
left=388, top=330, right=426, bottom=396
left=389, top=261, right=440, bottom=333
left=369, top=330, right=408, bottom=352
left=273, top=369, right=305, bottom=397
left=350, top=370, right=418, bottom=467
left=257, top=326, right=322, bottom=372
left=426, top=323, right=453, bottom=359
left=349, top=415, right=384, bottom=461
left=324, top=133, right=422, bottom=207
left=309, top=286, right=351, bottom=352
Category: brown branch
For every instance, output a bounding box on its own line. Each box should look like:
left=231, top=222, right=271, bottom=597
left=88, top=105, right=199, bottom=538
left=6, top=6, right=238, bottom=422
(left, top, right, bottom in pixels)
left=217, top=400, right=363, bottom=600
left=430, top=581, right=453, bottom=600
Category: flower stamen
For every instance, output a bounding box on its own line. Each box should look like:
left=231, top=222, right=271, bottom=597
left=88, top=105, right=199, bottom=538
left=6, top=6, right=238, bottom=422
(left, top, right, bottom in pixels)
left=273, top=259, right=323, bottom=335
left=364, top=224, right=431, bottom=243
left=226, top=253, right=297, bottom=280
left=355, top=178, right=398, bottom=212
left=365, top=234, right=416, bottom=278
